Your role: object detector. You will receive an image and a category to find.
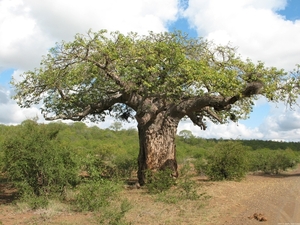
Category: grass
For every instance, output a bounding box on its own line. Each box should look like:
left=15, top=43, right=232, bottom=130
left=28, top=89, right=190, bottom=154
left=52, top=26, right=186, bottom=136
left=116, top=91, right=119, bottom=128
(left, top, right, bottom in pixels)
left=0, top=178, right=211, bottom=225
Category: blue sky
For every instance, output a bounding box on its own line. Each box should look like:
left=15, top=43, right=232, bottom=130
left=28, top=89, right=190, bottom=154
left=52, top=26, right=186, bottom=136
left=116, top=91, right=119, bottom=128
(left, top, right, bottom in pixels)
left=278, top=0, right=300, bottom=20
left=0, top=0, right=300, bottom=141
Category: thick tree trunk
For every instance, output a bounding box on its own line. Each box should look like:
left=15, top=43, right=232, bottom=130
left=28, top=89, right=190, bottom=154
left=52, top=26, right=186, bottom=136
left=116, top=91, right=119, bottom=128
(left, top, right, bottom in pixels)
left=137, top=113, right=180, bottom=185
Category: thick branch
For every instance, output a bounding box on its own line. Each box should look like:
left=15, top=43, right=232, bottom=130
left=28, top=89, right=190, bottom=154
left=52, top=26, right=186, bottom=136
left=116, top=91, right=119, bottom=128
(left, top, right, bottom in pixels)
left=45, top=92, right=123, bottom=121
left=187, top=106, right=223, bottom=130
left=175, top=80, right=264, bottom=128
left=187, top=111, right=207, bottom=130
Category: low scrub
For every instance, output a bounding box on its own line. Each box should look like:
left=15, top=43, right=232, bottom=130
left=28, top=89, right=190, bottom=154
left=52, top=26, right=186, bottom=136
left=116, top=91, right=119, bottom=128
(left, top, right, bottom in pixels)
left=249, top=148, right=299, bottom=174
left=146, top=169, right=176, bottom=194
left=75, top=179, right=122, bottom=212
left=202, top=141, right=249, bottom=181
left=2, top=120, right=79, bottom=207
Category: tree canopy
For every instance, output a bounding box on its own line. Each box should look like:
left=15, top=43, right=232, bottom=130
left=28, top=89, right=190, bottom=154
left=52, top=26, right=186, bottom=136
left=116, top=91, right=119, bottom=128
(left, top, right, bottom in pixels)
left=12, top=30, right=300, bottom=129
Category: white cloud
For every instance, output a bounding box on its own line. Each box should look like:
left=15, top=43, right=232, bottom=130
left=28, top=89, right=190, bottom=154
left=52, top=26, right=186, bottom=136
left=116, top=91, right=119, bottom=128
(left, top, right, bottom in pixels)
left=184, top=0, right=300, bottom=70
left=0, top=87, right=42, bottom=124
left=178, top=119, right=264, bottom=140
left=0, top=0, right=52, bottom=70
left=0, top=0, right=179, bottom=71
left=24, top=0, right=177, bottom=40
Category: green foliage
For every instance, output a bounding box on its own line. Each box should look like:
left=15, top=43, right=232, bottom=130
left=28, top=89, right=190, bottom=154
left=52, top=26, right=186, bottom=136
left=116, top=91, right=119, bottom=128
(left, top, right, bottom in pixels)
left=75, top=179, right=122, bottom=212
left=113, top=155, right=137, bottom=179
left=80, top=153, right=113, bottom=181
left=110, top=121, right=123, bottom=131
left=2, top=120, right=79, bottom=203
left=75, top=179, right=132, bottom=224
left=178, top=130, right=194, bottom=141
left=95, top=199, right=132, bottom=225
left=204, top=141, right=249, bottom=181
left=153, top=163, right=208, bottom=204
left=177, top=163, right=202, bottom=200
left=146, top=169, right=176, bottom=194
left=249, top=148, right=299, bottom=174
left=194, top=158, right=208, bottom=176
left=20, top=194, right=49, bottom=210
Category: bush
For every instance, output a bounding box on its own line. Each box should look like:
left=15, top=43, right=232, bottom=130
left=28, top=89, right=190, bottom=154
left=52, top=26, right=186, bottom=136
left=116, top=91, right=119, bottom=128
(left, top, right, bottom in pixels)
left=80, top=153, right=114, bottom=181
left=177, top=163, right=201, bottom=200
left=113, top=155, right=137, bottom=179
left=146, top=169, right=176, bottom=194
left=2, top=120, right=79, bottom=203
left=194, top=158, right=208, bottom=176
left=249, top=148, right=299, bottom=174
left=204, top=141, right=249, bottom=181
left=95, top=199, right=132, bottom=225
left=75, top=179, right=122, bottom=212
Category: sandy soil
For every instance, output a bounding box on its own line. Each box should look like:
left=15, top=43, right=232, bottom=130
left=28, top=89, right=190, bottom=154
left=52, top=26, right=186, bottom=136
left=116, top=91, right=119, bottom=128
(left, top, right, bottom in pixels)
left=203, top=166, right=300, bottom=225
left=1, top=166, right=300, bottom=225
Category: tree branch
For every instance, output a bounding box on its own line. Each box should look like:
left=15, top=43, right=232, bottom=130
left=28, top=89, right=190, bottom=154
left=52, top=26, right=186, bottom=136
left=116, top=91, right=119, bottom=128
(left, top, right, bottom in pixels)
left=45, top=92, right=124, bottom=121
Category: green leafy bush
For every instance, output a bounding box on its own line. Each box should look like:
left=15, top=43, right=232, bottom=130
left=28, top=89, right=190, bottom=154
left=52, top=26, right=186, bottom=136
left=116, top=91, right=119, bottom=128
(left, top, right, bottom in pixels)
left=154, top=163, right=208, bottom=204
left=2, top=120, right=79, bottom=203
left=177, top=163, right=201, bottom=200
left=194, top=158, right=208, bottom=176
left=249, top=148, right=299, bottom=174
left=113, top=155, right=137, bottom=179
left=80, top=153, right=114, bottom=181
left=204, top=141, right=249, bottom=181
left=75, top=179, right=122, bottom=212
left=95, top=199, right=132, bottom=225
left=146, top=169, right=176, bottom=194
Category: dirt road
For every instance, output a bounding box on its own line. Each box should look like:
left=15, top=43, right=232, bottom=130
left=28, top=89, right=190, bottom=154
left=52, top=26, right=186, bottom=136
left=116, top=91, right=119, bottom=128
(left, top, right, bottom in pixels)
left=204, top=166, right=300, bottom=225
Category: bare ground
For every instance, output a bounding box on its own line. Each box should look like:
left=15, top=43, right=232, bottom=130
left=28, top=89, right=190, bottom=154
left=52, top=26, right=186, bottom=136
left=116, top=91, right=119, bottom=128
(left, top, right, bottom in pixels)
left=1, top=166, right=300, bottom=225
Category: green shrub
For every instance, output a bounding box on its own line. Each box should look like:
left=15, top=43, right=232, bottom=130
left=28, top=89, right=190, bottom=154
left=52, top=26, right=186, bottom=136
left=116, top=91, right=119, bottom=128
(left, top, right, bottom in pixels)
left=113, top=155, right=137, bottom=179
left=177, top=163, right=201, bottom=200
left=21, top=194, right=49, bottom=209
left=146, top=169, right=176, bottom=194
left=96, top=199, right=132, bottom=225
left=249, top=148, right=299, bottom=174
left=80, top=153, right=113, bottom=181
left=194, top=158, right=208, bottom=176
left=75, top=179, right=122, bottom=212
left=2, top=120, right=79, bottom=203
left=154, top=163, right=208, bottom=204
left=204, top=141, right=249, bottom=181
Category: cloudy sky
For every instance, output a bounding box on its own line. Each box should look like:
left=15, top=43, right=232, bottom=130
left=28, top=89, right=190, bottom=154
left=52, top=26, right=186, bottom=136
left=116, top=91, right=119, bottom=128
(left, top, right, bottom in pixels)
left=0, top=0, right=300, bottom=141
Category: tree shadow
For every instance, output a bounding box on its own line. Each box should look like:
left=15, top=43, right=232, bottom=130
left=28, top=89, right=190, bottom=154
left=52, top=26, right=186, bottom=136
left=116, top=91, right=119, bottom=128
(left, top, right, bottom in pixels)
left=251, top=171, right=300, bottom=179
left=0, top=177, right=17, bottom=204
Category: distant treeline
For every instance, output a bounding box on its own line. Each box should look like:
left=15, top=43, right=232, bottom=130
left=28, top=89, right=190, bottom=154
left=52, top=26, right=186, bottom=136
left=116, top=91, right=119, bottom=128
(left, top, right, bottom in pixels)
left=0, top=121, right=299, bottom=155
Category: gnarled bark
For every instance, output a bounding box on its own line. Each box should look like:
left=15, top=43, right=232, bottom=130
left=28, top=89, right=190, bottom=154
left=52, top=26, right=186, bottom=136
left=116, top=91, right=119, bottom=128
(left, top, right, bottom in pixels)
left=137, top=112, right=180, bottom=185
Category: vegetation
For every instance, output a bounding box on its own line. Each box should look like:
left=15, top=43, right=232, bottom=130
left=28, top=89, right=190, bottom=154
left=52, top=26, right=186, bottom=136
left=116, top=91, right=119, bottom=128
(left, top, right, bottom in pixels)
left=0, top=120, right=299, bottom=223
left=200, top=141, right=250, bottom=181
left=248, top=148, right=299, bottom=174
left=11, top=30, right=300, bottom=184
left=2, top=120, right=79, bottom=203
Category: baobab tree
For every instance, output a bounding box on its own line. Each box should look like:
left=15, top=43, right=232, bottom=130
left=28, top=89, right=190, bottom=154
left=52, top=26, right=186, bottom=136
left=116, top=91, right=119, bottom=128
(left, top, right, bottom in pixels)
left=12, top=30, right=299, bottom=185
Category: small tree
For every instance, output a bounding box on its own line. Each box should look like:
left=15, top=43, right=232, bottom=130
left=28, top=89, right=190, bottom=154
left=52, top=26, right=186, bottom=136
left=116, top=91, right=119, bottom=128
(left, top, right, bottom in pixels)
left=109, top=121, right=123, bottom=131
left=204, top=141, right=249, bottom=181
left=11, top=30, right=300, bottom=184
left=178, top=130, right=194, bottom=141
